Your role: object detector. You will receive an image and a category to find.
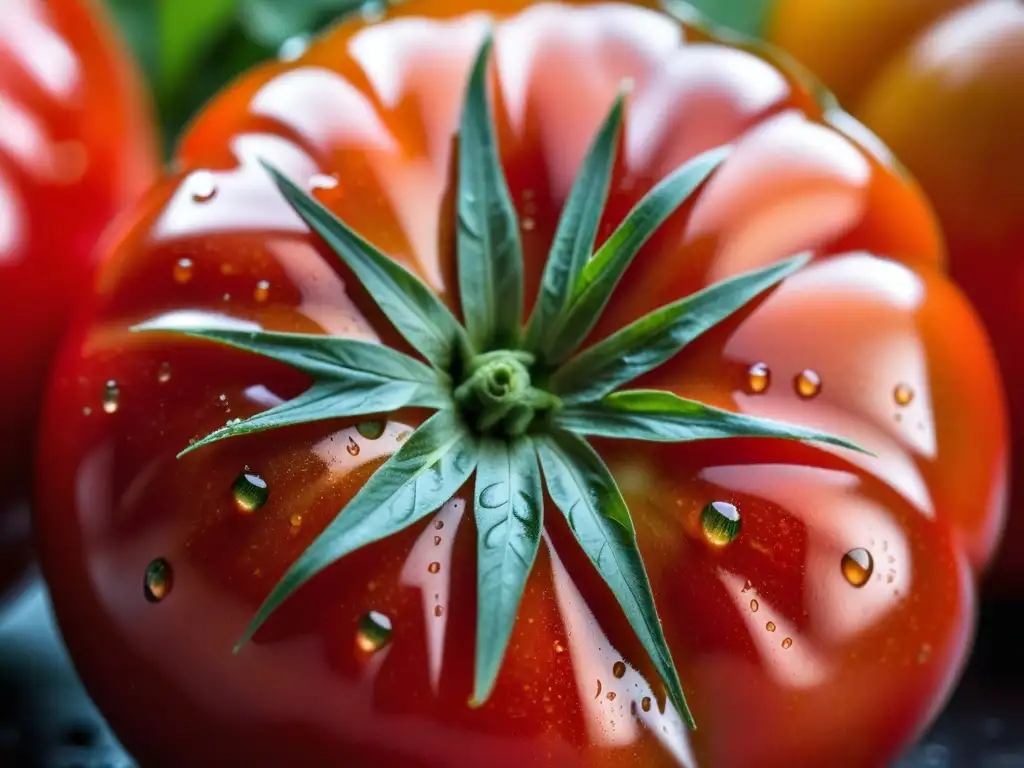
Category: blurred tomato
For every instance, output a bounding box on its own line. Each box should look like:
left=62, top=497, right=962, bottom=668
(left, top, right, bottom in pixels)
left=0, top=0, right=157, bottom=594
left=768, top=0, right=1024, bottom=591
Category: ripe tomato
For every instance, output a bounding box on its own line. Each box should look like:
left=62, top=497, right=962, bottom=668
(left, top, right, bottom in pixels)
left=0, top=0, right=157, bottom=593
left=767, top=0, right=1024, bottom=590
left=36, top=1, right=1006, bottom=766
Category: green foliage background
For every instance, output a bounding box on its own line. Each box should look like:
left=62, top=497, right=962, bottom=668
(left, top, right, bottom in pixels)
left=99, top=0, right=770, bottom=157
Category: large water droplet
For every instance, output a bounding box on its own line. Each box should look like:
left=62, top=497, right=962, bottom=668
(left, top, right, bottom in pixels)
left=253, top=280, right=270, bottom=303
left=612, top=661, right=626, bottom=679
left=781, top=637, right=793, bottom=649
left=765, top=621, right=776, bottom=632
left=233, top=472, right=269, bottom=513
left=841, top=548, right=874, bottom=587
left=700, top=501, right=741, bottom=547
left=356, top=421, right=385, bottom=440
left=190, top=171, right=217, bottom=203
left=144, top=558, right=172, bottom=603
left=795, top=369, right=821, bottom=399
left=102, top=381, right=120, bottom=414
left=427, top=562, right=441, bottom=574
left=173, top=257, right=194, bottom=285
left=894, top=383, right=914, bottom=407
left=356, top=610, right=393, bottom=652
left=747, top=362, right=770, bottom=394
left=641, top=697, right=652, bottom=712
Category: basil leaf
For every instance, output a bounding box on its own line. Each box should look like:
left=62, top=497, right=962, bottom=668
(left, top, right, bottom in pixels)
left=524, top=92, right=624, bottom=356
left=456, top=34, right=525, bottom=351
left=544, top=146, right=730, bottom=365
left=236, top=410, right=478, bottom=650
left=557, top=389, right=867, bottom=453
left=263, top=162, right=468, bottom=369
left=535, top=431, right=694, bottom=729
left=471, top=437, right=543, bottom=705
left=552, top=253, right=809, bottom=403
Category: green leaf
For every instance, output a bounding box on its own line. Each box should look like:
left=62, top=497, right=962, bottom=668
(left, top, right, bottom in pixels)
left=524, top=91, right=625, bottom=356
left=236, top=409, right=478, bottom=650
left=471, top=437, right=543, bottom=705
left=552, top=253, right=809, bottom=403
left=557, top=389, right=867, bottom=453
left=158, top=0, right=239, bottom=99
left=669, top=0, right=773, bottom=38
left=264, top=163, right=468, bottom=369
left=456, top=33, right=525, bottom=351
left=535, top=431, right=694, bottom=729
left=239, top=0, right=370, bottom=48
left=544, top=146, right=730, bottom=365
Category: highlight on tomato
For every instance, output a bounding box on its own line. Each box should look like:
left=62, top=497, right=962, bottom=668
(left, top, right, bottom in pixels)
left=766, top=0, right=1024, bottom=592
left=0, top=0, right=157, bottom=595
left=35, top=1, right=1007, bottom=766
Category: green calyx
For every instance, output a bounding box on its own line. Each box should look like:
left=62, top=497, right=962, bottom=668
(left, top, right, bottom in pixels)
left=133, top=24, right=871, bottom=731
left=453, top=351, right=559, bottom=436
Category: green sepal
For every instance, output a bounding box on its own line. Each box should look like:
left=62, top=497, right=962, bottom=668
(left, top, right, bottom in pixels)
left=263, top=162, right=468, bottom=370
left=470, top=437, right=544, bottom=705
left=551, top=253, right=809, bottom=403
left=456, top=32, right=525, bottom=352
left=543, top=146, right=730, bottom=365
left=557, top=389, right=867, bottom=453
left=535, top=431, right=695, bottom=729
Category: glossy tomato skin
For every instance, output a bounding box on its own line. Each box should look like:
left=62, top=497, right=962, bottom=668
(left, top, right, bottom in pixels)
left=0, top=0, right=157, bottom=593
left=767, top=0, right=1024, bottom=591
left=36, top=1, right=1005, bottom=766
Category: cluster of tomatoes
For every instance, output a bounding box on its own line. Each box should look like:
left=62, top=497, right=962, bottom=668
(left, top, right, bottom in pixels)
left=1, top=0, right=1020, bottom=766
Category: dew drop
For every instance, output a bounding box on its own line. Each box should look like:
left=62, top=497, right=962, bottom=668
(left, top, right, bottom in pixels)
left=190, top=171, right=217, bottom=203
left=356, top=421, right=385, bottom=440
left=612, top=661, right=626, bottom=679
left=700, top=501, right=741, bottom=547
left=606, top=691, right=617, bottom=701
left=102, top=380, right=120, bottom=414
left=428, top=561, right=441, bottom=574
left=310, top=173, right=340, bottom=192
left=253, top=280, right=271, bottom=303
left=346, top=437, right=360, bottom=457
left=434, top=520, right=444, bottom=530
left=641, top=697, right=652, bottom=712
left=82, top=406, right=92, bottom=416
left=396, top=430, right=411, bottom=442
left=173, top=257, right=194, bottom=285
left=782, top=637, right=793, bottom=649
left=766, top=621, right=776, bottom=632
left=750, top=599, right=759, bottom=612
left=553, top=641, right=565, bottom=654
left=289, top=513, right=303, bottom=530
left=747, top=362, right=770, bottom=394
left=433, top=536, right=441, bottom=546
left=356, top=610, right=393, bottom=652
left=277, top=34, right=310, bottom=62
left=157, top=362, right=172, bottom=384
left=841, top=548, right=874, bottom=587
left=232, top=472, right=269, bottom=513
left=894, top=383, right=914, bottom=407
left=434, top=605, right=444, bottom=617
left=522, top=217, right=536, bottom=231
left=595, top=679, right=603, bottom=698
left=795, top=369, right=821, bottom=399
left=144, top=558, right=172, bottom=603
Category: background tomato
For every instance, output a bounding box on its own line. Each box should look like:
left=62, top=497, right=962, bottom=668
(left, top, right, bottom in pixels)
left=36, top=0, right=1006, bottom=766
left=0, top=0, right=157, bottom=596
left=766, top=0, right=1024, bottom=591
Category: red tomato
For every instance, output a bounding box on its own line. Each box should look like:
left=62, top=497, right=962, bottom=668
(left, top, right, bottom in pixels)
left=35, top=1, right=1006, bottom=766
left=767, top=0, right=1024, bottom=591
left=0, top=0, right=157, bottom=592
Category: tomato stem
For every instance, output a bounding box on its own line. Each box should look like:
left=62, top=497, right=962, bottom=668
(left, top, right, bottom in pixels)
left=453, top=350, right=561, bottom=436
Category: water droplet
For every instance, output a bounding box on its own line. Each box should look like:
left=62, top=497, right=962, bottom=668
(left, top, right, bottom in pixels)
left=612, top=661, right=626, bottom=678
left=346, top=437, right=360, bottom=457
left=310, top=173, right=339, bottom=192
left=766, top=621, right=776, bottom=632
left=782, top=637, right=793, bottom=649
left=232, top=472, right=269, bottom=513
left=356, top=610, right=393, bottom=652
left=360, top=1, right=386, bottom=22
left=595, top=679, right=603, bottom=698
left=222, top=292, right=231, bottom=302
left=156, top=362, right=172, bottom=384
left=277, top=34, right=310, bottom=62
left=356, top=421, right=385, bottom=440
left=433, top=535, right=441, bottom=546
left=144, top=558, right=172, bottom=603
left=253, top=280, right=270, bottom=303
left=289, top=513, right=303, bottom=530
left=641, top=697, right=652, bottom=712
left=553, top=641, right=565, bottom=654
left=700, top=501, right=741, bottom=547
left=894, top=383, right=914, bottom=407
left=102, top=381, right=120, bottom=414
left=173, top=257, right=194, bottom=285
left=522, top=217, right=536, bottom=231
left=917, top=643, right=932, bottom=664
left=750, top=599, right=759, bottom=612
left=190, top=171, right=217, bottom=203
left=434, top=520, right=444, bottom=530
left=396, top=430, right=411, bottom=442
left=434, top=605, right=444, bottom=617
left=606, top=691, right=617, bottom=701
left=841, top=548, right=874, bottom=587
left=82, top=406, right=92, bottom=416
left=428, top=562, right=441, bottom=574
left=795, top=369, right=821, bottom=399
left=747, top=362, right=770, bottom=394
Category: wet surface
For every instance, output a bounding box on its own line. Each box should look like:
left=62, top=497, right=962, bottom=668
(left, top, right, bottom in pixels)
left=0, top=573, right=1022, bottom=767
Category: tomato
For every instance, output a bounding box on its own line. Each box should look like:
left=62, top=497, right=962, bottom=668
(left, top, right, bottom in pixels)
left=767, top=0, right=1024, bottom=591
left=0, top=0, right=157, bottom=593
left=35, top=1, right=1006, bottom=766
